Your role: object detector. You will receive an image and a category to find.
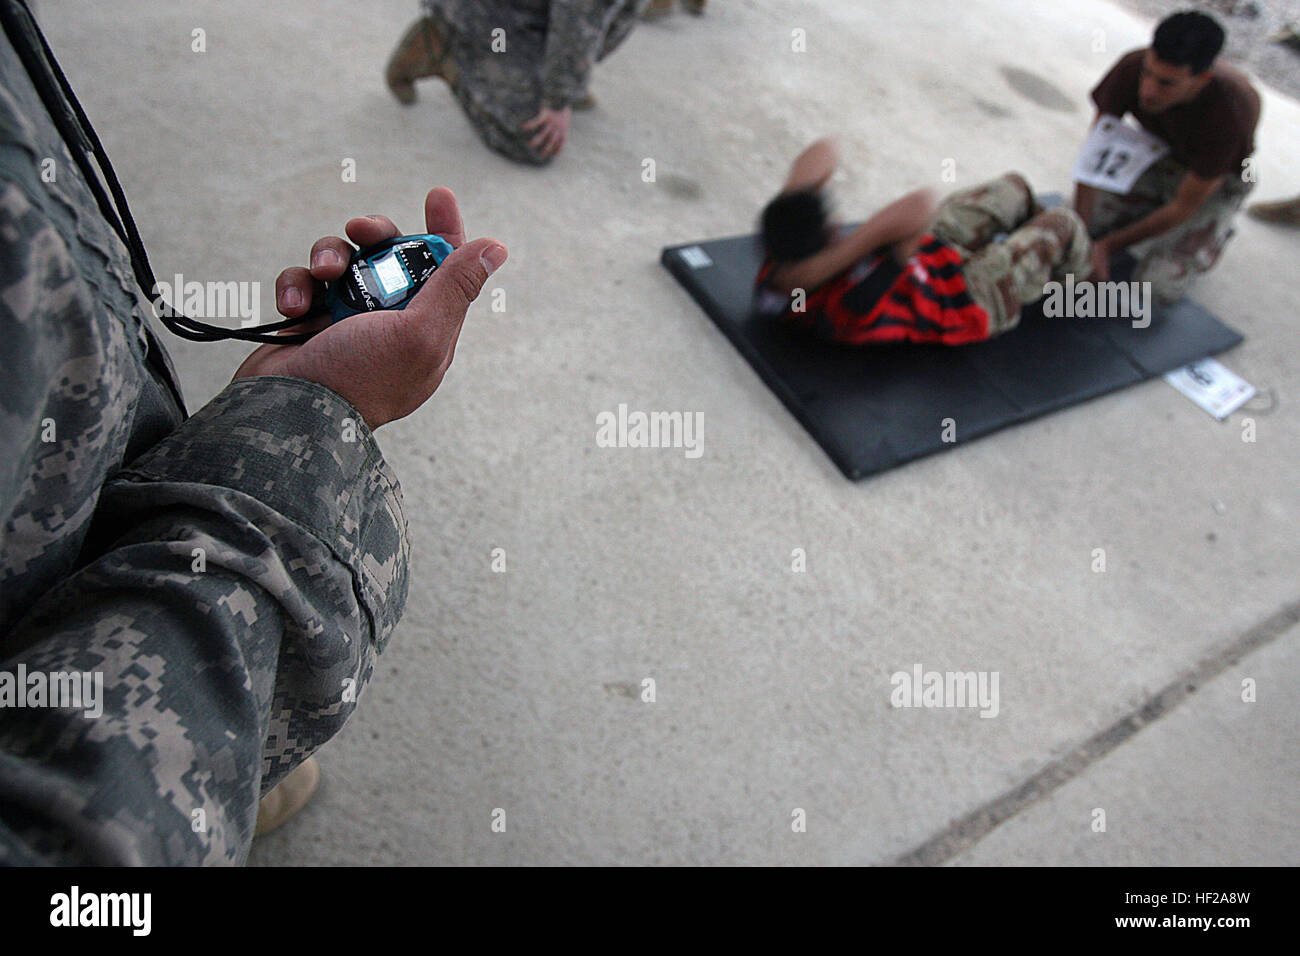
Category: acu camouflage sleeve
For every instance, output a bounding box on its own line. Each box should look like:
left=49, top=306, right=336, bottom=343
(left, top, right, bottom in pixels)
left=0, top=375, right=410, bottom=865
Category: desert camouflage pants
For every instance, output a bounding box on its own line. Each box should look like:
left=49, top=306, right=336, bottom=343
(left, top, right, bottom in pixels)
left=423, top=0, right=645, bottom=165
left=932, top=173, right=1092, bottom=337
left=1086, top=155, right=1254, bottom=303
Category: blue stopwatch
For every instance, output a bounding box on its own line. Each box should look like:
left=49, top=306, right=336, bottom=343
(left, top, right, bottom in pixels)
left=323, top=233, right=455, bottom=322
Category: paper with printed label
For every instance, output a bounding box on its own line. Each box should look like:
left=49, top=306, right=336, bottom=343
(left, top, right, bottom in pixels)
left=1073, top=115, right=1170, bottom=194
left=1163, top=358, right=1256, bottom=419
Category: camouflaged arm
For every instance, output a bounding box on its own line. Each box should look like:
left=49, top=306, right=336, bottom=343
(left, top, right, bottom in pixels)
left=0, top=375, right=410, bottom=864
left=110, top=375, right=411, bottom=652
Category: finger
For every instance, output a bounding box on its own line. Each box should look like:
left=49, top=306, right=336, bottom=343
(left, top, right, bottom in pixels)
left=309, top=236, right=356, bottom=280
left=276, top=266, right=317, bottom=318
left=548, top=129, right=565, bottom=158
left=345, top=215, right=401, bottom=248
left=521, top=111, right=545, bottom=131
left=540, top=124, right=558, bottom=153
left=400, top=237, right=507, bottom=344
left=424, top=187, right=467, bottom=248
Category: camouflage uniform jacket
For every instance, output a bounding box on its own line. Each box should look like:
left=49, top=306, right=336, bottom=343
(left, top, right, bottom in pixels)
left=0, top=17, right=409, bottom=865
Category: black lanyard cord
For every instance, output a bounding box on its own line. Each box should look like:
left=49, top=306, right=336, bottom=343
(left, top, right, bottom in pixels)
left=0, top=0, right=319, bottom=346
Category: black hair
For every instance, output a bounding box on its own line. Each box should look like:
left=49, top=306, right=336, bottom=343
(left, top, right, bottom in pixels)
left=760, top=188, right=831, bottom=263
left=1153, top=11, right=1225, bottom=75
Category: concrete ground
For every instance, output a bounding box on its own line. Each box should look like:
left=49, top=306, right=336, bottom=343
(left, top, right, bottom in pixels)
left=37, top=0, right=1300, bottom=865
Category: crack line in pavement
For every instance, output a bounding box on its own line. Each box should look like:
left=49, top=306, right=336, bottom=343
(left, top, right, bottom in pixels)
left=889, top=596, right=1300, bottom=866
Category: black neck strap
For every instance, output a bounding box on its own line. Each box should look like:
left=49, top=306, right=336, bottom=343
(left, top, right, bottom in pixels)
left=0, top=0, right=318, bottom=350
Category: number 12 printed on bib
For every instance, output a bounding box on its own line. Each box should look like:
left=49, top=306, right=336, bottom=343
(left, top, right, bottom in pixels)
left=1072, top=115, right=1170, bottom=195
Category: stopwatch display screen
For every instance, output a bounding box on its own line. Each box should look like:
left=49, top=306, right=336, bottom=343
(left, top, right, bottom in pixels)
left=371, top=251, right=409, bottom=299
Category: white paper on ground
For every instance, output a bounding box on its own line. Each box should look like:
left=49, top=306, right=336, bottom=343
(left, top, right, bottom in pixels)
left=1072, top=115, right=1170, bottom=194
left=1163, top=358, right=1256, bottom=419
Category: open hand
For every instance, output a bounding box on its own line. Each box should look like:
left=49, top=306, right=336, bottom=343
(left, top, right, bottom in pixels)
left=232, top=187, right=507, bottom=431
left=522, top=106, right=571, bottom=159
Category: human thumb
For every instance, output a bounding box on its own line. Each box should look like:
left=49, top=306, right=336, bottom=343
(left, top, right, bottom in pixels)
left=414, top=238, right=507, bottom=322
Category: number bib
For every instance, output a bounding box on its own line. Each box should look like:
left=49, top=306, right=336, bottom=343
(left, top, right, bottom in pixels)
left=1072, top=115, right=1170, bottom=194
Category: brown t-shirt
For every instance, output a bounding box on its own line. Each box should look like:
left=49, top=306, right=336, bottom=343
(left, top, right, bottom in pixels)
left=1091, top=48, right=1260, bottom=179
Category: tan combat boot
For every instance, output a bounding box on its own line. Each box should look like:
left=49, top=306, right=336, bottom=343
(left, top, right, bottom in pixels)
left=385, top=17, right=457, bottom=106
left=1247, top=195, right=1300, bottom=227
left=254, top=756, right=322, bottom=836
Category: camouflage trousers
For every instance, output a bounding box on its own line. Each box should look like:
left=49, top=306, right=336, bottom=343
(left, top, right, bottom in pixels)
left=1086, top=154, right=1255, bottom=302
left=423, top=0, right=645, bottom=165
left=932, top=173, right=1093, bottom=337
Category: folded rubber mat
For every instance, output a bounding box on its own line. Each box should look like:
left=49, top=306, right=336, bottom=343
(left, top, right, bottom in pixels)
left=660, top=233, right=1244, bottom=480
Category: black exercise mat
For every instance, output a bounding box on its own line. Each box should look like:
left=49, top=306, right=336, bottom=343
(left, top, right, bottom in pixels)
left=660, top=233, right=1244, bottom=480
